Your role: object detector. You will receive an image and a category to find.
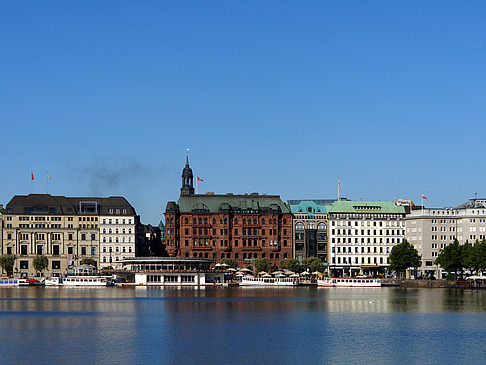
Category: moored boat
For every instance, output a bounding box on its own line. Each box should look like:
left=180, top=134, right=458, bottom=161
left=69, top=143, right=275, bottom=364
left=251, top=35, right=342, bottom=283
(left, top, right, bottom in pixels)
left=239, top=275, right=299, bottom=287
left=317, top=277, right=381, bottom=287
left=45, top=276, right=110, bottom=287
left=0, top=278, right=29, bottom=287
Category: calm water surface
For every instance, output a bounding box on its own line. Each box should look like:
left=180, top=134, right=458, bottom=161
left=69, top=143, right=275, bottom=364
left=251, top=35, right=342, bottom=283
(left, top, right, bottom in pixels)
left=1, top=287, right=486, bottom=364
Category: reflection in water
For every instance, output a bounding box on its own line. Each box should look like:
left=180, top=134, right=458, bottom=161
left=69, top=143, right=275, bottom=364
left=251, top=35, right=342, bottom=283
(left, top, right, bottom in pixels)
left=0, top=287, right=486, bottom=364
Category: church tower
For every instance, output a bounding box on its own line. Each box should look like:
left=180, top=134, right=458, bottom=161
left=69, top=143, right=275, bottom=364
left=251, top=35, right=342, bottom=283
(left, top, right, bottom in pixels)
left=181, top=153, right=194, bottom=196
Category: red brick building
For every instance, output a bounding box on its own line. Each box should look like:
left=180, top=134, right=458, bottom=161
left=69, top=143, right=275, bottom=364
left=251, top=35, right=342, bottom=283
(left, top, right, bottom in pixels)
left=164, top=157, right=292, bottom=268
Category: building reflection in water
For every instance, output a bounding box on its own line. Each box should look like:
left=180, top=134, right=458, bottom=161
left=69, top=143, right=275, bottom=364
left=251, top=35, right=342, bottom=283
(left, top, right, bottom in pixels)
left=1, top=287, right=486, bottom=364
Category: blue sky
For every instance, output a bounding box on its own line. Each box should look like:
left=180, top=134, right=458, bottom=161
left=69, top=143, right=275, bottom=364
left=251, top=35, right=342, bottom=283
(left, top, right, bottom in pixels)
left=2, top=1, right=486, bottom=224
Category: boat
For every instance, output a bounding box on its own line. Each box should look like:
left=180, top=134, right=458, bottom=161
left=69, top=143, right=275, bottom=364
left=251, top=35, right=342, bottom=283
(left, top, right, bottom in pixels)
left=45, top=276, right=110, bottom=287
left=0, top=278, right=29, bottom=287
left=239, top=275, right=299, bottom=287
left=317, top=277, right=381, bottom=287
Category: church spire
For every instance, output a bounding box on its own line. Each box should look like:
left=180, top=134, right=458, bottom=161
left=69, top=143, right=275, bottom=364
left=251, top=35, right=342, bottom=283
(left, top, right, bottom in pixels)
left=181, top=148, right=194, bottom=196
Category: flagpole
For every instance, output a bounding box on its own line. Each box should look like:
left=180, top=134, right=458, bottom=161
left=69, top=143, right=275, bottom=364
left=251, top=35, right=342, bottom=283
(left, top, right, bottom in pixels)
left=337, top=178, right=340, bottom=201
left=196, top=178, right=198, bottom=195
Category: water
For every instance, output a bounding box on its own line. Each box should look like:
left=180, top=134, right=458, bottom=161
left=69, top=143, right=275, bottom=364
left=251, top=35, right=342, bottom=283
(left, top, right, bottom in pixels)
left=1, top=287, right=486, bottom=364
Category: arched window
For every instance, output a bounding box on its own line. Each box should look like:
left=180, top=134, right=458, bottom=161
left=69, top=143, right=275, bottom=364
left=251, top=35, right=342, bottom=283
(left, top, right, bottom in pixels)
left=212, top=218, right=216, bottom=224
left=234, top=218, right=238, bottom=224
left=253, top=218, right=257, bottom=225
left=318, top=223, right=327, bottom=230
left=296, top=222, right=304, bottom=230
left=243, top=219, right=246, bottom=224
left=109, top=237, right=112, bottom=243
left=185, top=218, right=189, bottom=224
left=262, top=218, right=265, bottom=224
left=307, top=222, right=315, bottom=229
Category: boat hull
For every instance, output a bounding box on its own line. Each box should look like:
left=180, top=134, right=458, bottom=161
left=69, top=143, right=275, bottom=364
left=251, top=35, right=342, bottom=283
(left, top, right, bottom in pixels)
left=318, top=277, right=381, bottom=287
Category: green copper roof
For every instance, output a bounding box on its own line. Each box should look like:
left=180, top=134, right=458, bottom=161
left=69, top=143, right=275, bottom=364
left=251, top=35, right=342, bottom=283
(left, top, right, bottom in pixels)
left=289, top=200, right=327, bottom=217
left=327, top=200, right=405, bottom=214
left=176, top=194, right=291, bottom=214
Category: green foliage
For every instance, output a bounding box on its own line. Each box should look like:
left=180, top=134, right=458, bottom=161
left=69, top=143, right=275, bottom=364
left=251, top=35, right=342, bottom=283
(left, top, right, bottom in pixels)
left=0, top=254, right=16, bottom=275
left=80, top=258, right=97, bottom=267
left=254, top=258, right=271, bottom=273
left=33, top=255, right=49, bottom=274
left=388, top=240, right=421, bottom=277
left=220, top=258, right=238, bottom=269
left=279, top=258, right=301, bottom=273
left=302, top=257, right=324, bottom=273
left=435, top=239, right=462, bottom=278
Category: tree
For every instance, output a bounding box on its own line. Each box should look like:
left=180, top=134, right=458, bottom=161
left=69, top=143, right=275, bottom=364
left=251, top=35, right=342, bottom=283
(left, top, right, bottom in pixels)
left=471, top=240, right=486, bottom=275
left=388, top=240, right=421, bottom=278
left=461, top=241, right=475, bottom=274
left=0, top=255, right=16, bottom=276
left=220, top=258, right=238, bottom=269
left=302, top=257, right=324, bottom=273
left=80, top=258, right=97, bottom=267
left=33, top=255, right=49, bottom=276
left=280, top=258, right=301, bottom=273
left=435, top=239, right=462, bottom=279
left=254, top=258, right=271, bottom=273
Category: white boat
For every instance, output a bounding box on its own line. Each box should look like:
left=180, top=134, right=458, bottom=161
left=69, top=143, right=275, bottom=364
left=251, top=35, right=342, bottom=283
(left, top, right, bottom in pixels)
left=239, top=275, right=299, bottom=287
left=317, top=277, right=381, bottom=287
left=45, top=276, right=109, bottom=287
left=0, top=278, right=29, bottom=287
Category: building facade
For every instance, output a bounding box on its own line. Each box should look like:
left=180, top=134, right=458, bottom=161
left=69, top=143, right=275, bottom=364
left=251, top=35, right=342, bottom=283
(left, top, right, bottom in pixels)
left=327, top=200, right=406, bottom=277
left=405, top=198, right=486, bottom=278
left=2, top=194, right=137, bottom=276
left=99, top=198, right=137, bottom=269
left=164, top=158, right=293, bottom=268
left=288, top=200, right=329, bottom=262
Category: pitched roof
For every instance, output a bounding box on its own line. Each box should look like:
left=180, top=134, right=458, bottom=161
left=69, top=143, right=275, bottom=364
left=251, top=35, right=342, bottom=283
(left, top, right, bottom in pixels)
left=5, top=194, right=136, bottom=216
left=171, top=194, right=291, bottom=214
left=327, top=200, right=405, bottom=214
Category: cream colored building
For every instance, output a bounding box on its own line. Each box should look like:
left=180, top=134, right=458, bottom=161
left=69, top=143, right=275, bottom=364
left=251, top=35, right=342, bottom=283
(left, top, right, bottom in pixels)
left=1, top=194, right=136, bottom=277
left=327, top=200, right=406, bottom=277
left=405, top=198, right=486, bottom=278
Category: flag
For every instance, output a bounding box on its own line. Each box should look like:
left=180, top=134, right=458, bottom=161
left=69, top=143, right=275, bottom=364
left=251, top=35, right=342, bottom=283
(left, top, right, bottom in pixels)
left=338, top=178, right=342, bottom=190
left=422, top=194, right=428, bottom=200
left=31, top=172, right=34, bottom=181
left=197, top=176, right=203, bottom=182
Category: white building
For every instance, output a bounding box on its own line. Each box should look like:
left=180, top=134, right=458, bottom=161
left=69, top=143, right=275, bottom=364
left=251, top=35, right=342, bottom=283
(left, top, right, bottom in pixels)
left=327, top=200, right=406, bottom=277
left=99, top=197, right=137, bottom=269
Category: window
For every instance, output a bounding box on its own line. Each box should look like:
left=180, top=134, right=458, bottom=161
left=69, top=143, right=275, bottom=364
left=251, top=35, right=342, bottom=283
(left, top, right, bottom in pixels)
left=36, top=245, right=43, bottom=255
left=81, top=247, right=87, bottom=256
left=53, top=245, right=60, bottom=256
left=81, top=233, right=86, bottom=241
left=52, top=261, right=61, bottom=270
left=91, top=247, right=96, bottom=255
left=21, top=245, right=28, bottom=255
left=296, top=222, right=304, bottom=230
left=20, top=261, right=29, bottom=270
left=91, top=234, right=96, bottom=241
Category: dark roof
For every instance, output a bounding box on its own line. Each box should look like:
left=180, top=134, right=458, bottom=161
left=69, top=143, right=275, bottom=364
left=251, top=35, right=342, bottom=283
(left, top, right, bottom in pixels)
left=5, top=194, right=136, bottom=216
left=166, top=193, right=291, bottom=214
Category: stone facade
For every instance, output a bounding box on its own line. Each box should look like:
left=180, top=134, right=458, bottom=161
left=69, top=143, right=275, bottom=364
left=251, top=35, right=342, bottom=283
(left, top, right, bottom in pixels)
left=2, top=194, right=137, bottom=276
left=327, top=200, right=406, bottom=276
left=405, top=198, right=486, bottom=277
left=288, top=200, right=330, bottom=261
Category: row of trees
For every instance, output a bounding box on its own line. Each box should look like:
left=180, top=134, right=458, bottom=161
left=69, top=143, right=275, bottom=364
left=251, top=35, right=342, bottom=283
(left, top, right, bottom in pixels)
left=0, top=255, right=97, bottom=276
left=435, top=239, right=486, bottom=279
